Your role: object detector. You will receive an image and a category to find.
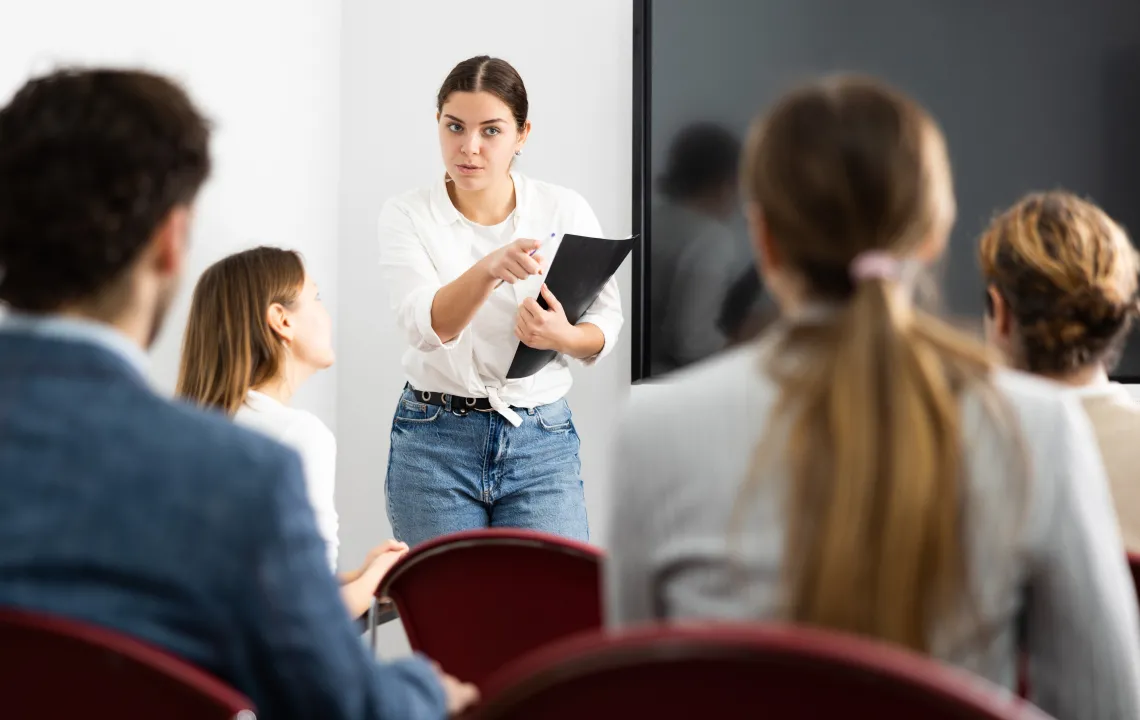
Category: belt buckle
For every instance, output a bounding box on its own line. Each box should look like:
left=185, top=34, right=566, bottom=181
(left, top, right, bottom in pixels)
left=454, top=398, right=469, bottom=416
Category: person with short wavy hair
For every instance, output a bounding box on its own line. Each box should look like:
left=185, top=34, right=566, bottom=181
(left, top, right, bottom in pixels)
left=981, top=190, right=1140, bottom=551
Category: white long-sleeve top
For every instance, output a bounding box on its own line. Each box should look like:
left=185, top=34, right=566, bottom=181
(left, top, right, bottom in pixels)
left=607, top=328, right=1140, bottom=720
left=235, top=390, right=339, bottom=572
left=378, top=172, right=624, bottom=426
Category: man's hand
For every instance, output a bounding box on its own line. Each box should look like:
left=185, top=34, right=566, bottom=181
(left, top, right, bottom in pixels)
left=433, top=663, right=480, bottom=715
left=515, top=284, right=573, bottom=352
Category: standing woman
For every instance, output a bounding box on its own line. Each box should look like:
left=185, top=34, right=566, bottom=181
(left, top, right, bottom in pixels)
left=378, top=56, right=623, bottom=547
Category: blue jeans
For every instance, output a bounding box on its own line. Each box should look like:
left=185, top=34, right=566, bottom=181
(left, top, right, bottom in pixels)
left=385, top=386, right=589, bottom=547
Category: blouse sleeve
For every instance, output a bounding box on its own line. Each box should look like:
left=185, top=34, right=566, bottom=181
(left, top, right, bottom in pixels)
left=604, top=395, right=661, bottom=627
left=1022, top=393, right=1140, bottom=718
left=281, top=414, right=340, bottom=573
left=378, top=199, right=463, bottom=352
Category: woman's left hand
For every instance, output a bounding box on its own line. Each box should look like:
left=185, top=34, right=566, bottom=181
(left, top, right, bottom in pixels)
left=363, top=539, right=408, bottom=568
left=515, top=284, right=574, bottom=352
left=359, top=540, right=409, bottom=586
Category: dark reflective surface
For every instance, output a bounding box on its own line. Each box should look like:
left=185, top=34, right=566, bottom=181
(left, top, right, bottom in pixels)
left=643, top=0, right=1140, bottom=378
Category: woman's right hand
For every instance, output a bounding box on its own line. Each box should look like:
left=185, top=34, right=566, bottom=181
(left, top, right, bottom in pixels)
left=480, top=237, right=544, bottom=285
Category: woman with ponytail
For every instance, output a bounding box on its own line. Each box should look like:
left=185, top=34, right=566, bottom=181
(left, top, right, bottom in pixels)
left=605, top=76, right=1140, bottom=717
left=177, top=246, right=406, bottom=620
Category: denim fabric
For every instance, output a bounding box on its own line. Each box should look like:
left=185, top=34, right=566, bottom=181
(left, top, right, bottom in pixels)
left=385, top=386, right=588, bottom=547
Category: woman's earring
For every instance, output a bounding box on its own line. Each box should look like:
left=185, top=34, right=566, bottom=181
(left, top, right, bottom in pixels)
left=515, top=149, right=523, bottom=156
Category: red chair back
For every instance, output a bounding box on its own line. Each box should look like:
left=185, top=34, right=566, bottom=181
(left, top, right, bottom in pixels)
left=0, top=608, right=255, bottom=719
left=377, top=528, right=604, bottom=688
left=473, top=624, right=1053, bottom=720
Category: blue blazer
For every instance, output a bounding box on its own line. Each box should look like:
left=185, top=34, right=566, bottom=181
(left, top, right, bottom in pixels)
left=0, top=330, right=445, bottom=719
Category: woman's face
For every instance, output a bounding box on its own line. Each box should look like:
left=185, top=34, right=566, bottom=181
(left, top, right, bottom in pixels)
left=438, top=90, right=528, bottom=192
left=284, top=273, right=334, bottom=371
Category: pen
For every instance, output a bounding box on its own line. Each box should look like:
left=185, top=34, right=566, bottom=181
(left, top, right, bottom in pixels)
left=495, top=232, right=554, bottom=289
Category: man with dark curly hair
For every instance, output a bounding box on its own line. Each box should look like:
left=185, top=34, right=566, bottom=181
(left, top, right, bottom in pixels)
left=0, top=68, right=473, bottom=718
left=981, top=190, right=1140, bottom=553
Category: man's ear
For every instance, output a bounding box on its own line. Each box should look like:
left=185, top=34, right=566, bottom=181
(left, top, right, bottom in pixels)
left=149, top=205, right=191, bottom=278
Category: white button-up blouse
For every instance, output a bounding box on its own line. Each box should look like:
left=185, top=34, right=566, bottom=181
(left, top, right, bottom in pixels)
left=378, top=172, right=624, bottom=425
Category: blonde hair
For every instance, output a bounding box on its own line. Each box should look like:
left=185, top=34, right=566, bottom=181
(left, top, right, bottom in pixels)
left=740, top=76, right=997, bottom=652
left=176, top=246, right=305, bottom=415
left=979, top=191, right=1140, bottom=374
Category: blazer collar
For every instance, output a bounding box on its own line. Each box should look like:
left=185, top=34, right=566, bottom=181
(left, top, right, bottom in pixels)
left=0, top=314, right=151, bottom=387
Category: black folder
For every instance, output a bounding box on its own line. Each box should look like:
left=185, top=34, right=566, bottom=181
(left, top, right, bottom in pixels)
left=506, top=233, right=638, bottom=379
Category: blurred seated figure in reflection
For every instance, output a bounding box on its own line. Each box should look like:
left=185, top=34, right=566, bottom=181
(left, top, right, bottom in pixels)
left=650, top=122, right=746, bottom=374
left=980, top=190, right=1140, bottom=552
left=717, top=266, right=779, bottom=347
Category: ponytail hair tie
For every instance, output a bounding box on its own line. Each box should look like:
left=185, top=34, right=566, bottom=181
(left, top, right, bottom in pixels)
left=850, top=251, right=902, bottom=284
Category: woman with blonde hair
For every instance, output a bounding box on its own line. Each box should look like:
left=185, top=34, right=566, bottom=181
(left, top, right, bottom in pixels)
left=178, top=246, right=406, bottom=619
left=981, top=191, right=1140, bottom=552
left=605, top=77, right=1140, bottom=717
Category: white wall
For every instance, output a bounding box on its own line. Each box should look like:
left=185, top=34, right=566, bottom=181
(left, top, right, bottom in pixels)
left=336, top=0, right=634, bottom=565
left=0, top=0, right=342, bottom=426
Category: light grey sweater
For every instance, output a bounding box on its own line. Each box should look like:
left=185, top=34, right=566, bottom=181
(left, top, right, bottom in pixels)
left=607, top=330, right=1140, bottom=719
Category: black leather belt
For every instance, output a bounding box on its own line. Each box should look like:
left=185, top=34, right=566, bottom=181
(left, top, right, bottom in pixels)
left=409, top=386, right=496, bottom=412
